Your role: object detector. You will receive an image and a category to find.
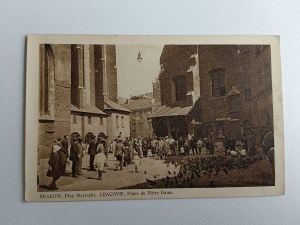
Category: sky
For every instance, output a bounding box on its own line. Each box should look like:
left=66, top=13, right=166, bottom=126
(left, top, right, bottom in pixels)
left=116, top=45, right=164, bottom=98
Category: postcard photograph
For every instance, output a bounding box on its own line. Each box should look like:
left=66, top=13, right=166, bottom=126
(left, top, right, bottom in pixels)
left=25, top=35, right=284, bottom=201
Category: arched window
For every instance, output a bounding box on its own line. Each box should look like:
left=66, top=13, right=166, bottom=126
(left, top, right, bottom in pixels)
left=71, top=45, right=80, bottom=107
left=40, top=46, right=49, bottom=114
left=116, top=115, right=119, bottom=128
left=210, top=69, right=226, bottom=97
left=40, top=44, right=54, bottom=115
left=121, top=116, right=124, bottom=128
left=173, top=75, right=187, bottom=101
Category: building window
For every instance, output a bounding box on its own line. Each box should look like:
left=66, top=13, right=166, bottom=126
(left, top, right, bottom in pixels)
left=121, top=116, right=124, bottom=128
left=116, top=115, right=119, bottom=128
left=40, top=45, right=49, bottom=114
left=71, top=45, right=80, bottom=107
left=264, top=63, right=272, bottom=87
left=174, top=76, right=187, bottom=101
left=245, top=89, right=251, bottom=101
left=94, top=45, right=104, bottom=109
left=88, top=116, right=92, bottom=124
left=100, top=117, right=103, bottom=125
left=132, top=123, right=136, bottom=131
left=72, top=115, right=77, bottom=124
left=210, top=69, right=226, bottom=97
left=217, top=123, right=224, bottom=137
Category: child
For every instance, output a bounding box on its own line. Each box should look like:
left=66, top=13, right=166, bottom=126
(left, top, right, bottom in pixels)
left=94, top=149, right=107, bottom=180
left=134, top=152, right=141, bottom=172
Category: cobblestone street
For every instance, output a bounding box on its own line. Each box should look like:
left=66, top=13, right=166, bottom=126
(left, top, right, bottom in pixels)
left=38, top=153, right=179, bottom=191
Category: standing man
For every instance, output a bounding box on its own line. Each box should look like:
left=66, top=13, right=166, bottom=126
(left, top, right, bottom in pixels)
left=247, top=131, right=256, bottom=156
left=77, top=138, right=84, bottom=175
left=115, top=139, right=125, bottom=171
left=197, top=137, right=203, bottom=155
left=61, top=135, right=69, bottom=174
left=88, top=135, right=97, bottom=171
left=104, top=136, right=109, bottom=167
left=223, top=136, right=230, bottom=156
left=190, top=135, right=198, bottom=155
left=169, top=136, right=176, bottom=156
left=69, top=137, right=80, bottom=178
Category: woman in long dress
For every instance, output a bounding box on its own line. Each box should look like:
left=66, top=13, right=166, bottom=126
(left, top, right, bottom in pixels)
left=48, top=138, right=65, bottom=190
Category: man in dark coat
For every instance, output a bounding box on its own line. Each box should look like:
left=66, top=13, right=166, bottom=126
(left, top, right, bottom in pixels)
left=88, top=135, right=97, bottom=171
left=190, top=136, right=198, bottom=155
left=223, top=136, right=230, bottom=156
left=61, top=135, right=69, bottom=174
left=115, top=139, right=125, bottom=170
left=69, top=138, right=80, bottom=178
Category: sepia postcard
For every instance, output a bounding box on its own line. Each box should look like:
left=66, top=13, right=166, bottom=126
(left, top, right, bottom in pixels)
left=25, top=35, right=284, bottom=201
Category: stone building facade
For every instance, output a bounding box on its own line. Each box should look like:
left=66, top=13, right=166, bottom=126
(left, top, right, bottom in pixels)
left=150, top=45, right=273, bottom=143
left=122, top=97, right=154, bottom=138
left=149, top=45, right=200, bottom=139
left=38, top=44, right=129, bottom=159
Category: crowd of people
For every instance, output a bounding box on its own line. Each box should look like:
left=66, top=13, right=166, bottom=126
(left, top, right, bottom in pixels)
left=46, top=132, right=274, bottom=190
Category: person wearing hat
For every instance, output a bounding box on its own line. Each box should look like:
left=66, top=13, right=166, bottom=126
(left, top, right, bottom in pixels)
left=48, top=138, right=64, bottom=189
left=77, top=138, right=84, bottom=175
left=88, top=135, right=97, bottom=171
left=115, top=138, right=125, bottom=170
left=69, top=137, right=80, bottom=178
left=61, top=135, right=69, bottom=174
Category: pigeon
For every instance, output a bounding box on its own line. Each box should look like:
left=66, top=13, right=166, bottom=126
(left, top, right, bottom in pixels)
left=146, top=179, right=156, bottom=186
left=191, top=173, right=195, bottom=180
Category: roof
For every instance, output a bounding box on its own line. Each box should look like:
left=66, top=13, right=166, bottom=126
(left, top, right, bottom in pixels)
left=104, top=98, right=131, bottom=113
left=148, top=105, right=192, bottom=119
left=71, top=105, right=107, bottom=116
left=121, top=98, right=153, bottom=111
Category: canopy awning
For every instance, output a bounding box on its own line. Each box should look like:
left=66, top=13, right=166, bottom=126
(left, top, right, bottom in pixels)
left=148, top=105, right=192, bottom=119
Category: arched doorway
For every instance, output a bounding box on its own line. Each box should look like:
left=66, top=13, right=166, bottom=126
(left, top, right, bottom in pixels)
left=170, top=119, right=188, bottom=139
left=85, top=132, right=94, bottom=144
left=241, top=120, right=252, bottom=137
left=155, top=119, right=168, bottom=138
left=97, top=132, right=106, bottom=140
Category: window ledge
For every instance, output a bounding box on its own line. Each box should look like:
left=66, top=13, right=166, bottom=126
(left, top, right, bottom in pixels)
left=39, top=115, right=55, bottom=122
